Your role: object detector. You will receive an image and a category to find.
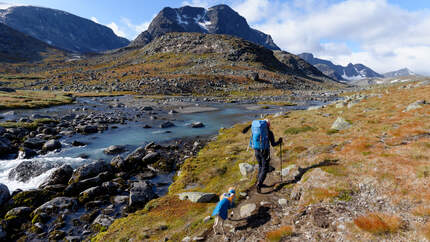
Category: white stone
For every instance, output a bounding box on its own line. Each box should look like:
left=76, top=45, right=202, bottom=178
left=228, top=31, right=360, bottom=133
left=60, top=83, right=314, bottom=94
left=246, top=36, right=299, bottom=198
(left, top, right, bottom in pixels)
left=331, top=117, right=351, bottom=130
left=281, top=164, right=297, bottom=177
left=239, top=163, right=255, bottom=177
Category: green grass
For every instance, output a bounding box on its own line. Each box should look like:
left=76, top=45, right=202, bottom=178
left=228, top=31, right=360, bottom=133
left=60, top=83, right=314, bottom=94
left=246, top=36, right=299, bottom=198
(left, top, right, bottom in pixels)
left=284, top=125, right=316, bottom=135
left=0, top=90, right=74, bottom=110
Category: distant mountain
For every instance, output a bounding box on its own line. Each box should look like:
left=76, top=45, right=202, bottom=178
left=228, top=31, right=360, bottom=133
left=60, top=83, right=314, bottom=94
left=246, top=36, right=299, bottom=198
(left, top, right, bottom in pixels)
left=299, top=53, right=383, bottom=81
left=0, top=22, right=62, bottom=62
left=0, top=6, right=129, bottom=53
left=383, top=68, right=416, bottom=78
left=273, top=51, right=329, bottom=78
left=130, top=4, right=280, bottom=50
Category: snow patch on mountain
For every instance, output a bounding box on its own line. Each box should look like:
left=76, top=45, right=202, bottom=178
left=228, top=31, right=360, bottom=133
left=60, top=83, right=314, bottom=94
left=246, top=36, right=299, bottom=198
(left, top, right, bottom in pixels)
left=176, top=11, right=189, bottom=25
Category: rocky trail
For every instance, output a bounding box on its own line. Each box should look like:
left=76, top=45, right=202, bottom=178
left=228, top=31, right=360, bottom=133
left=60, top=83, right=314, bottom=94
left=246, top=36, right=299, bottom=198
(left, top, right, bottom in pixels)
left=207, top=147, right=341, bottom=241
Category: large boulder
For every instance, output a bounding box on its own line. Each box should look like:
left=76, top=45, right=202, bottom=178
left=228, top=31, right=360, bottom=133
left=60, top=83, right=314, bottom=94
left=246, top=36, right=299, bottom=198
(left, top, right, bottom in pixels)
left=64, top=171, right=112, bottom=196
left=5, top=207, right=32, bottom=222
left=177, top=192, right=218, bottom=203
left=128, top=181, right=157, bottom=210
left=110, top=155, right=126, bottom=171
left=40, top=164, right=73, bottom=188
left=91, top=214, right=114, bottom=232
left=33, top=197, right=78, bottom=216
left=0, top=137, right=12, bottom=155
left=42, top=139, right=62, bottom=151
left=0, top=183, right=10, bottom=207
left=8, top=160, right=62, bottom=183
left=103, top=145, right=126, bottom=155
left=124, top=146, right=146, bottom=164
left=76, top=125, right=98, bottom=134
left=68, top=160, right=112, bottom=184
left=330, top=117, right=351, bottom=131
left=78, top=186, right=105, bottom=203
left=9, top=189, right=54, bottom=209
left=23, top=138, right=45, bottom=150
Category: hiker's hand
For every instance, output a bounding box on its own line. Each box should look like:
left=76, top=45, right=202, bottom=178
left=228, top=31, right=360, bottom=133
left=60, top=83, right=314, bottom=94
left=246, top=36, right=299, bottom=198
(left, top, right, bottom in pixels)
left=278, top=138, right=283, bottom=144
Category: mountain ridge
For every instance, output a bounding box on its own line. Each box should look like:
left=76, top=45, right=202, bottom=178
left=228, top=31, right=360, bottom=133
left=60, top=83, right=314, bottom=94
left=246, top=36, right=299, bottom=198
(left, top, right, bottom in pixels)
left=0, top=5, right=130, bottom=53
left=0, top=22, right=64, bottom=62
left=299, top=53, right=383, bottom=81
left=383, top=68, right=417, bottom=78
left=130, top=4, right=280, bottom=51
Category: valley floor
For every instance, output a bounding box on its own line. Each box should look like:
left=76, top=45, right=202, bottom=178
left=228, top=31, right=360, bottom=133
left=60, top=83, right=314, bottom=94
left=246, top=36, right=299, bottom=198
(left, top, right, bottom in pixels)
left=96, top=80, right=430, bottom=241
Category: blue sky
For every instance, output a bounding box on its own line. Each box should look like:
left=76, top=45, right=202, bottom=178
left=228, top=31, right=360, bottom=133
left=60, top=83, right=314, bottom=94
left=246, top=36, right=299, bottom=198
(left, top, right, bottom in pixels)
left=1, top=0, right=430, bottom=74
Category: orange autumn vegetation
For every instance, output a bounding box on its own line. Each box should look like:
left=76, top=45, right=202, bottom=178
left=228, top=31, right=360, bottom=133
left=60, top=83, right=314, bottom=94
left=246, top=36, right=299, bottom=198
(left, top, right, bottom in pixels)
left=266, top=225, right=293, bottom=241
left=354, top=213, right=401, bottom=234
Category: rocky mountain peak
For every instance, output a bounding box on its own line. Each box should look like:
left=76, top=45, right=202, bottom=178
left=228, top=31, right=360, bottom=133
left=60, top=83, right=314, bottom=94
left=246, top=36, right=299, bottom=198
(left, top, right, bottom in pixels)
left=130, top=4, right=280, bottom=50
left=0, top=5, right=130, bottom=53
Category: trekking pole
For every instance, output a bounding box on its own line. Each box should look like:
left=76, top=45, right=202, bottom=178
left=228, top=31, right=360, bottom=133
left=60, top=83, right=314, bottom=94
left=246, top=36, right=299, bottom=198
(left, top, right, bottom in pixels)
left=280, top=139, right=283, bottom=183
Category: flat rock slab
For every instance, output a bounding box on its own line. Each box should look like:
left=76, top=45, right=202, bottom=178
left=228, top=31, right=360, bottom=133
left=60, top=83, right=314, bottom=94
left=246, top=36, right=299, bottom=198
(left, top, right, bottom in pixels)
left=177, top=192, right=218, bottom=203
left=240, top=203, right=257, bottom=218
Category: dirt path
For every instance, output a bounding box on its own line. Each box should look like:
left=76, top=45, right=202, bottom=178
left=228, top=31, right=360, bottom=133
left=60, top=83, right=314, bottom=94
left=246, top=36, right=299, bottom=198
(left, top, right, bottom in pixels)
left=207, top=146, right=292, bottom=242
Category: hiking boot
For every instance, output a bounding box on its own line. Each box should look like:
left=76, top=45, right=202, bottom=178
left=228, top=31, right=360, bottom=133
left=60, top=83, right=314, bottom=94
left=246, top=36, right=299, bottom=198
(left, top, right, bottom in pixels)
left=268, top=165, right=275, bottom=173
left=257, top=186, right=262, bottom=193
left=260, top=184, right=270, bottom=188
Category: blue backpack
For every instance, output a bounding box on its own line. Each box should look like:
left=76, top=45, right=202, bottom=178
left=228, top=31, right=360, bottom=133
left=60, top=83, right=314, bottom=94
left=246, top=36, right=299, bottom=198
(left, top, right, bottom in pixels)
left=249, top=120, right=269, bottom=150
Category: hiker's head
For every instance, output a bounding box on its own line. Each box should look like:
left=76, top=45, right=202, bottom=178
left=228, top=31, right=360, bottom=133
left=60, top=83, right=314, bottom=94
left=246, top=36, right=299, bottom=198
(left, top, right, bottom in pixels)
left=264, top=119, right=270, bottom=128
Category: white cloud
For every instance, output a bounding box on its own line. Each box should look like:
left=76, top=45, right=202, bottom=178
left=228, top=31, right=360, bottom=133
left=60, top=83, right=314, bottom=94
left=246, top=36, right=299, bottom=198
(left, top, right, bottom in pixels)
left=90, top=16, right=99, bottom=23
left=0, top=2, right=25, bottom=9
left=231, top=0, right=430, bottom=75
left=107, top=22, right=126, bottom=38
left=182, top=0, right=212, bottom=8
left=121, top=17, right=150, bottom=34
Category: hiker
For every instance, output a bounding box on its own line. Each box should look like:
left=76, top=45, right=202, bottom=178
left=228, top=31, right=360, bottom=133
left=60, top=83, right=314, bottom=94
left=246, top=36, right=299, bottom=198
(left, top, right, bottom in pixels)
left=212, top=187, right=235, bottom=235
left=245, top=119, right=282, bottom=193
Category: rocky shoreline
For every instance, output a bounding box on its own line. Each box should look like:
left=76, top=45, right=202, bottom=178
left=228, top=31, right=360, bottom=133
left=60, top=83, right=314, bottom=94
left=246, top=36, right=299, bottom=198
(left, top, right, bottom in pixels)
left=0, top=134, right=209, bottom=241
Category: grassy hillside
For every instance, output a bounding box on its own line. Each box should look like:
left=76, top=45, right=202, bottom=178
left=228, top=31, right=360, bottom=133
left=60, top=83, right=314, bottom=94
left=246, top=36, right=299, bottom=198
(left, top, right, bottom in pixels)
left=95, top=80, right=430, bottom=241
left=0, top=33, right=341, bottom=97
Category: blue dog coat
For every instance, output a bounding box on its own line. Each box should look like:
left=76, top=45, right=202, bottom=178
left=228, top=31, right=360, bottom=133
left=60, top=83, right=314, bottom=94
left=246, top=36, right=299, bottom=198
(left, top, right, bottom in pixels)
left=212, top=191, right=235, bottom=220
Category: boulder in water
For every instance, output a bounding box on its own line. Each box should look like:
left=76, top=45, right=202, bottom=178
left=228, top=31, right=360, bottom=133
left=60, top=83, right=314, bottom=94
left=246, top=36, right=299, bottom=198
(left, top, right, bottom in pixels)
left=103, top=145, right=126, bottom=155
left=42, top=139, right=62, bottom=151
left=124, top=146, right=146, bottom=164
left=191, top=122, right=205, bottom=128
left=0, top=183, right=10, bottom=207
left=8, top=160, right=62, bottom=183
left=40, top=164, right=73, bottom=188
left=23, top=138, right=45, bottom=150
left=160, top=121, right=175, bottom=128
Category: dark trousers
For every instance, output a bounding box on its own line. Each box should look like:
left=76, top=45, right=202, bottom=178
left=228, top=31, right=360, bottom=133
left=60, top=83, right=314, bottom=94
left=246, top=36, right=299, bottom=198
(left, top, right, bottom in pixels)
left=255, top=149, right=270, bottom=187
